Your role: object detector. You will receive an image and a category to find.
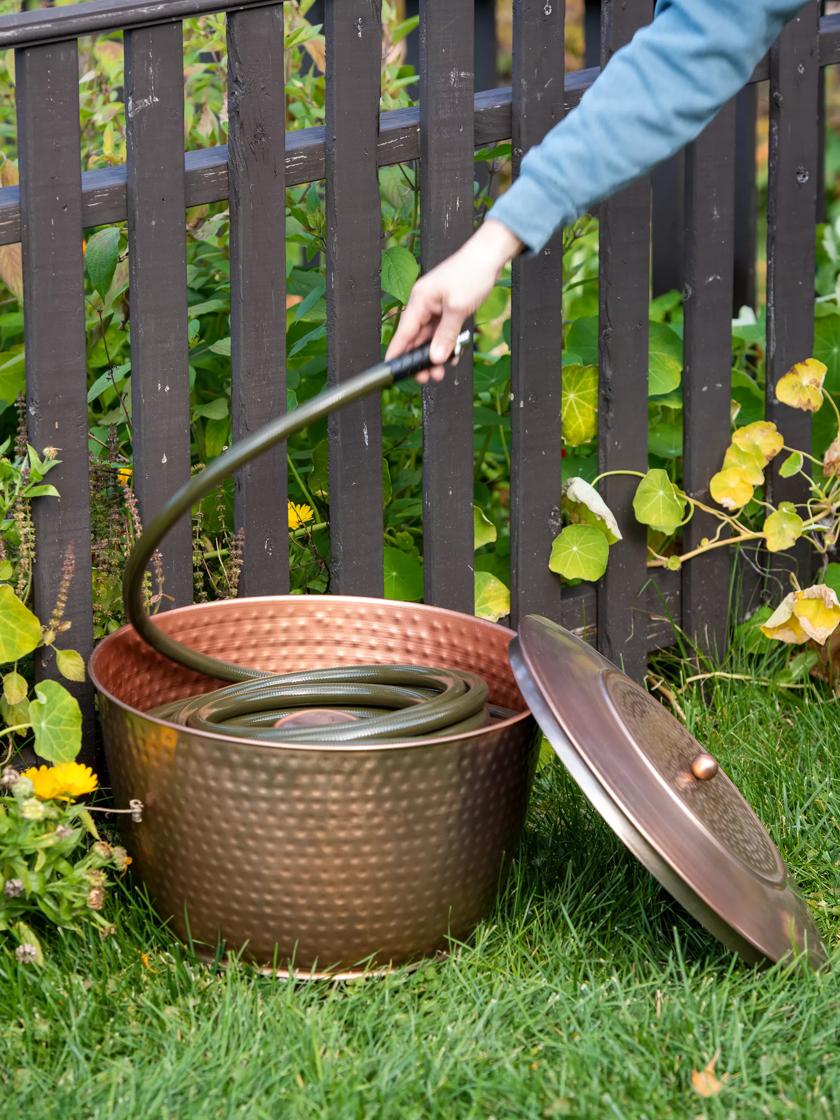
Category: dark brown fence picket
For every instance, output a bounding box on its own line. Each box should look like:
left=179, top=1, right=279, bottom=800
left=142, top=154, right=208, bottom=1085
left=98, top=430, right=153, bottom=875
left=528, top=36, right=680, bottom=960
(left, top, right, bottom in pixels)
left=682, top=101, right=737, bottom=657
left=766, top=2, right=820, bottom=578
left=124, top=21, right=193, bottom=607
left=509, top=0, right=565, bottom=627
left=418, top=0, right=475, bottom=613
left=596, top=0, right=650, bottom=680
left=227, top=4, right=288, bottom=596
left=324, top=0, right=384, bottom=597
left=16, top=39, right=95, bottom=759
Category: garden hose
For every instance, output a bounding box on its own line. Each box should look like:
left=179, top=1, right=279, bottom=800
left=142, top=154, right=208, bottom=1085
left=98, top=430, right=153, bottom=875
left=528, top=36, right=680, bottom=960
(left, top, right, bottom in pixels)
left=124, top=331, right=499, bottom=745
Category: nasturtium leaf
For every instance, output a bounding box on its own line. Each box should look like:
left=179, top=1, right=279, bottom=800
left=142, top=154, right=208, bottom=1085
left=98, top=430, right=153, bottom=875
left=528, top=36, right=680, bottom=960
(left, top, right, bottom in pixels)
left=561, top=364, right=598, bottom=447
left=775, top=357, right=827, bottom=412
left=56, top=648, right=86, bottom=683
left=762, top=502, right=804, bottom=553
left=0, top=558, right=12, bottom=581
left=473, top=505, right=497, bottom=551
left=709, top=468, right=754, bottom=511
left=29, top=680, right=82, bottom=763
left=381, top=246, right=420, bottom=305
left=820, top=562, right=840, bottom=598
left=383, top=547, right=423, bottom=602
left=474, top=571, right=510, bottom=623
left=648, top=414, right=682, bottom=459
left=548, top=524, right=609, bottom=582
left=0, top=585, right=41, bottom=663
left=562, top=476, right=622, bottom=544
left=779, top=451, right=803, bottom=478
left=731, top=420, right=784, bottom=464
left=822, top=436, right=840, bottom=478
left=632, top=469, right=686, bottom=534
left=722, top=442, right=765, bottom=486
left=3, top=670, right=28, bottom=706
left=85, top=227, right=120, bottom=299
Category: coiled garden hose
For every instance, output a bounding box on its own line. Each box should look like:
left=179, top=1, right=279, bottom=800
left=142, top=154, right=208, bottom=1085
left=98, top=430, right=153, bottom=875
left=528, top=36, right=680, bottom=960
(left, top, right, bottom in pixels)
left=124, top=331, right=500, bottom=745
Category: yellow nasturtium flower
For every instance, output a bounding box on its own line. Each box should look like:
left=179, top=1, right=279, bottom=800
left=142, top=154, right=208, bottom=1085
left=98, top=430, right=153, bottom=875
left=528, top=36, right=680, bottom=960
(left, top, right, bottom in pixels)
left=287, top=502, right=314, bottom=530
left=22, top=762, right=98, bottom=802
left=760, top=584, right=840, bottom=646
left=775, top=358, right=827, bottom=412
left=709, top=467, right=754, bottom=511
left=731, top=420, right=784, bottom=465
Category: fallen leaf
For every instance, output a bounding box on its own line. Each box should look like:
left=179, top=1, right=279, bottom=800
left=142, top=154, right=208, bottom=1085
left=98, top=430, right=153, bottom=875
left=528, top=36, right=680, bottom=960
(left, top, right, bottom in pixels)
left=690, top=1052, right=728, bottom=1098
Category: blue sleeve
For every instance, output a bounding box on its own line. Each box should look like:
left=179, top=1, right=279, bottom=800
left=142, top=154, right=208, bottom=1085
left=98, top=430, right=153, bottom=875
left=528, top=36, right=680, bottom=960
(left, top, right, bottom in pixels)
left=487, top=0, right=806, bottom=253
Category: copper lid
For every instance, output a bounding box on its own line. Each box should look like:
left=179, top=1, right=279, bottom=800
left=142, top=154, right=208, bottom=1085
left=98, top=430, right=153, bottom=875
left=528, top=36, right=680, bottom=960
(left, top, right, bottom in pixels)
left=510, top=616, right=826, bottom=969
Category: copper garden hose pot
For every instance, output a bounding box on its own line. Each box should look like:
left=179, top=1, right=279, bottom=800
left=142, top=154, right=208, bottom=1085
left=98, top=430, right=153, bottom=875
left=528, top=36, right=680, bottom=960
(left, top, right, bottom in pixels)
left=90, top=596, right=538, bottom=974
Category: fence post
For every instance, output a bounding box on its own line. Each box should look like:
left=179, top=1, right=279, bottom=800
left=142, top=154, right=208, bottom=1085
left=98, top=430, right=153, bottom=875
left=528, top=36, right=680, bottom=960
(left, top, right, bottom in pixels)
left=124, top=22, right=193, bottom=607
left=509, top=0, right=566, bottom=627
left=227, top=4, right=288, bottom=596
left=766, top=1, right=820, bottom=582
left=325, top=0, right=385, bottom=596
left=16, top=39, right=95, bottom=758
left=596, top=0, right=651, bottom=678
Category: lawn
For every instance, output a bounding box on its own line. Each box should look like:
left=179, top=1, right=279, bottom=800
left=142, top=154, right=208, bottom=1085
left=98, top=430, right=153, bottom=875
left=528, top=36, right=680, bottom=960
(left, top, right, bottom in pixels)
left=1, top=645, right=837, bottom=1120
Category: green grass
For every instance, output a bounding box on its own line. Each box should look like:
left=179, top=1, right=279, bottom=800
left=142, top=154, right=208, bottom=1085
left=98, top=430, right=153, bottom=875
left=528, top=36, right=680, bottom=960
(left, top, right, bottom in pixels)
left=1, top=642, right=838, bottom=1119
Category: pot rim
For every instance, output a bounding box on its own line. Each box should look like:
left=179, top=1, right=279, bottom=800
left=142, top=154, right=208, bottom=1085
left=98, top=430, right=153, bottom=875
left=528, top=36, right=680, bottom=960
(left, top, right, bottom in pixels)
left=89, top=594, right=534, bottom=754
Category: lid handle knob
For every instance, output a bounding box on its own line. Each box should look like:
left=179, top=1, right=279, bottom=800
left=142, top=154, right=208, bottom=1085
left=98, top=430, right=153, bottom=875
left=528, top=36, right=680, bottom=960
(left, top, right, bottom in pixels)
left=690, top=753, right=719, bottom=781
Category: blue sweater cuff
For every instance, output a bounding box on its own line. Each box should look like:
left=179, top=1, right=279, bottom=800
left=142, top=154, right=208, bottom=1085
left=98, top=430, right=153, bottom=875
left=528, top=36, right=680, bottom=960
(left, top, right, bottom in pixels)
left=485, top=173, right=578, bottom=255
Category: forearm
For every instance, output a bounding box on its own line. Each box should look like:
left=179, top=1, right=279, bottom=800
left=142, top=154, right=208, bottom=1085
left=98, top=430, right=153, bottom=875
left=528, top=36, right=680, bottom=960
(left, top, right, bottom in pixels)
left=488, top=0, right=806, bottom=253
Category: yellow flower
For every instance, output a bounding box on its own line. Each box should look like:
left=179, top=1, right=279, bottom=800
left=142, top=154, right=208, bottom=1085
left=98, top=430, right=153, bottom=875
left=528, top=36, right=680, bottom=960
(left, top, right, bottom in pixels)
left=116, top=466, right=133, bottom=485
left=731, top=421, right=784, bottom=465
left=287, top=501, right=314, bottom=530
left=22, top=762, right=98, bottom=802
left=760, top=584, right=840, bottom=646
left=776, top=358, right=827, bottom=412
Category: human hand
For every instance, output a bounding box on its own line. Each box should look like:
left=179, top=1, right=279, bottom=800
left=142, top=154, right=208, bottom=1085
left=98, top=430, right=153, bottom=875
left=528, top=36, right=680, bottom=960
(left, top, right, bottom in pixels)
left=385, top=219, right=523, bottom=384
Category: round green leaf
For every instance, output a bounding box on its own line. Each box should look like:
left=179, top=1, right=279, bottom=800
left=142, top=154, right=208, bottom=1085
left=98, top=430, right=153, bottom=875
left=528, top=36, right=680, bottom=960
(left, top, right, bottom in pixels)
left=3, top=670, right=28, bottom=706
left=56, top=648, right=86, bottom=683
left=473, top=505, right=497, bottom=551
left=821, top=562, right=840, bottom=599
left=0, top=585, right=42, bottom=663
left=778, top=451, right=803, bottom=478
left=85, top=227, right=120, bottom=299
left=383, top=547, right=423, bottom=602
left=548, top=524, right=610, bottom=582
left=562, top=364, right=598, bottom=447
left=381, top=246, right=420, bottom=305
left=632, top=469, right=687, bottom=534
left=474, top=571, right=510, bottom=623
left=647, top=322, right=684, bottom=397
left=29, top=680, right=82, bottom=763
left=763, top=503, right=804, bottom=553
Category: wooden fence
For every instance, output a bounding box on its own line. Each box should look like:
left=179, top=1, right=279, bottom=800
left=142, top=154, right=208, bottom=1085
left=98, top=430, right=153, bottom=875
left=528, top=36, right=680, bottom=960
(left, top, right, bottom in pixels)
left=0, top=0, right=835, bottom=734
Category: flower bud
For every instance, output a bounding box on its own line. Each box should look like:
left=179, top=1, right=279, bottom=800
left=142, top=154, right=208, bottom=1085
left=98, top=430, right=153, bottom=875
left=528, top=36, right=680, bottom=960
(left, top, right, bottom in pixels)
left=93, top=841, right=112, bottom=861
left=1, top=766, right=20, bottom=788
left=21, top=797, right=46, bottom=821
left=87, top=887, right=105, bottom=911
left=15, top=944, right=38, bottom=964
left=3, top=878, right=23, bottom=898
left=11, top=775, right=34, bottom=800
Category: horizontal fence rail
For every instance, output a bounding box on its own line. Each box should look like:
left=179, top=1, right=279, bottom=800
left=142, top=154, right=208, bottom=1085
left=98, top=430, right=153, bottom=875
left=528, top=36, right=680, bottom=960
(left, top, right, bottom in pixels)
left=0, top=0, right=831, bottom=750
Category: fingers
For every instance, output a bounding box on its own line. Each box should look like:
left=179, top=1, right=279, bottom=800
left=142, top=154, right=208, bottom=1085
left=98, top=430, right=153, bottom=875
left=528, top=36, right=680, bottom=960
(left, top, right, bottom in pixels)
left=385, top=288, right=432, bottom=361
left=429, top=305, right=466, bottom=367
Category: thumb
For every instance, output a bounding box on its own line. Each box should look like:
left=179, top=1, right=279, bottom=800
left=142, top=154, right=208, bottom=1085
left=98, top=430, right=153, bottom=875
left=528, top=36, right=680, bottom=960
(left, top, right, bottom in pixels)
left=429, top=307, right=466, bottom=367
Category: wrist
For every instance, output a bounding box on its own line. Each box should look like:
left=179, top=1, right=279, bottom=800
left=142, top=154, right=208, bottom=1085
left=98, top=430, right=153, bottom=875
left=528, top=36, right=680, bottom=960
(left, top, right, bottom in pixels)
left=470, top=219, right=524, bottom=272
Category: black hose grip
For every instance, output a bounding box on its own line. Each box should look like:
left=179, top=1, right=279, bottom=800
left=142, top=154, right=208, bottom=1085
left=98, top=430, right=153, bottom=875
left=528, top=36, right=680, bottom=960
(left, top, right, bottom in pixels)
left=387, top=330, right=472, bottom=383
left=387, top=341, right=435, bottom=383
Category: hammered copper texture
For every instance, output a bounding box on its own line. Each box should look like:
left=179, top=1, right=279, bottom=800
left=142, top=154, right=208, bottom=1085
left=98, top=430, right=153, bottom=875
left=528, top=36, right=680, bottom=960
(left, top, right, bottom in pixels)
left=90, top=597, right=537, bottom=972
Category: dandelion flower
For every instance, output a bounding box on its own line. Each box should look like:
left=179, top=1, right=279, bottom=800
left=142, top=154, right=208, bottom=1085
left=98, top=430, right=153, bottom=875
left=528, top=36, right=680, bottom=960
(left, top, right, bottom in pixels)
left=22, top=762, right=98, bottom=802
left=287, top=501, right=314, bottom=530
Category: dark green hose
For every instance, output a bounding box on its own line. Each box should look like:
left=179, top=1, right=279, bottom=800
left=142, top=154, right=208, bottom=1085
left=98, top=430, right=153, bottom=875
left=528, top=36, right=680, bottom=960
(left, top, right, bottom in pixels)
left=124, top=334, right=498, bottom=744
